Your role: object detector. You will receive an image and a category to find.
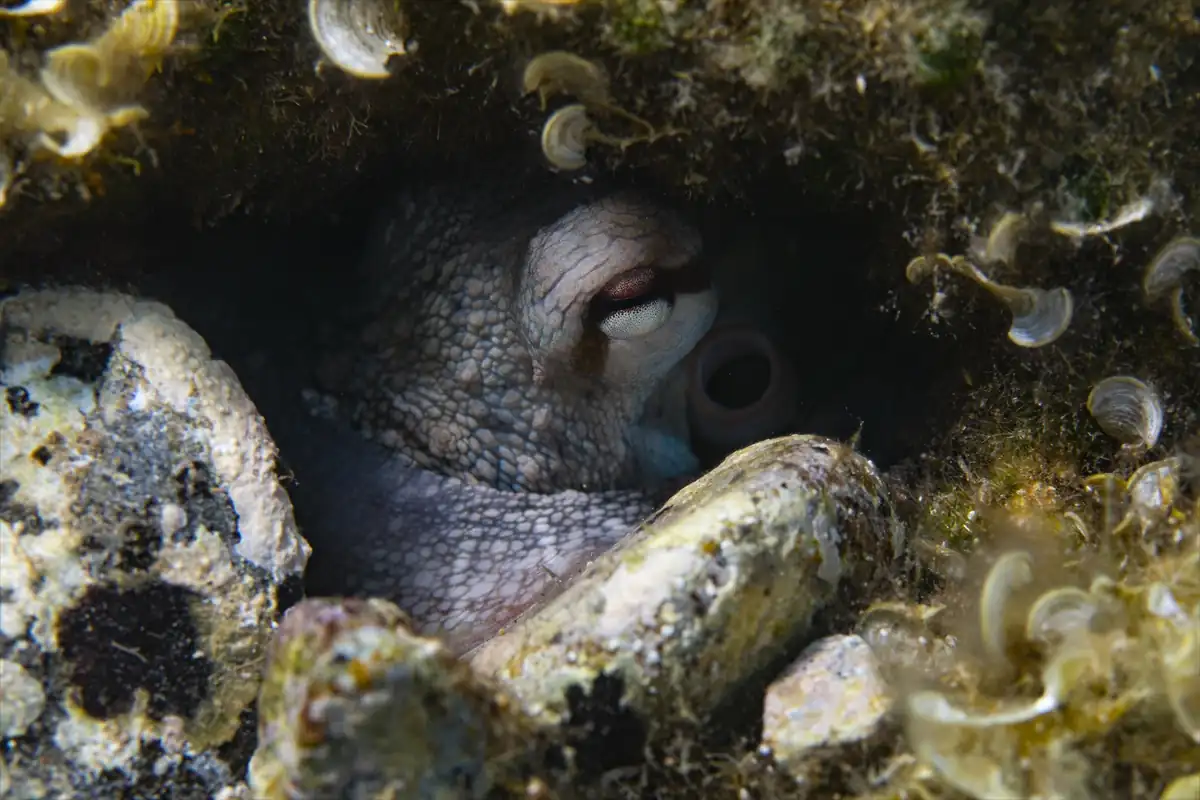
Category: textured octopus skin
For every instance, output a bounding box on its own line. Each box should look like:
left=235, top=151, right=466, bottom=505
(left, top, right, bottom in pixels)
left=262, top=172, right=719, bottom=654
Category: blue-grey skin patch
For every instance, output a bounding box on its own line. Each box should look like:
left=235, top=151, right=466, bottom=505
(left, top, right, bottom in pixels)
left=257, top=173, right=718, bottom=654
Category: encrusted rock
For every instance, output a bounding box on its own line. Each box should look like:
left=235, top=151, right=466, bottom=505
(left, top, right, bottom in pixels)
left=249, top=597, right=554, bottom=800
left=0, top=288, right=309, bottom=798
left=760, top=634, right=892, bottom=781
left=471, top=435, right=903, bottom=758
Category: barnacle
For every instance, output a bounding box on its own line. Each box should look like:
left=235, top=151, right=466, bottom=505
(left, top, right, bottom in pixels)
left=0, top=0, right=64, bottom=17
left=1086, top=375, right=1165, bottom=449
left=308, top=0, right=408, bottom=79
left=1143, top=235, right=1199, bottom=346
left=906, top=253, right=1074, bottom=347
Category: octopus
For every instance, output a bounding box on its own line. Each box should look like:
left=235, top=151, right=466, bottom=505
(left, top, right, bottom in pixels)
left=242, top=164, right=801, bottom=654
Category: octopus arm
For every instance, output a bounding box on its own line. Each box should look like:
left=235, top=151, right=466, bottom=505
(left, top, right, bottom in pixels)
left=267, top=398, right=653, bottom=655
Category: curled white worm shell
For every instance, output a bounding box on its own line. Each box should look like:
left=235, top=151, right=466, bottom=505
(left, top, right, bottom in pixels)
left=540, top=103, right=592, bottom=171
left=1006, top=285, right=1073, bottom=347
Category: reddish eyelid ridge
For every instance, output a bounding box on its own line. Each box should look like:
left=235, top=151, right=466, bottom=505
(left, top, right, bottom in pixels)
left=599, top=265, right=656, bottom=300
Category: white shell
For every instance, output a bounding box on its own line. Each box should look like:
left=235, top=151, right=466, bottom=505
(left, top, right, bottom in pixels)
left=979, top=550, right=1034, bottom=664
left=1006, top=285, right=1073, bottom=347
left=309, top=0, right=408, bottom=79
left=540, top=103, right=591, bottom=171
left=1024, top=587, right=1096, bottom=646
left=1127, top=457, right=1183, bottom=512
left=906, top=254, right=1073, bottom=348
left=1143, top=235, right=1199, bottom=345
left=597, top=298, right=672, bottom=340
left=1086, top=375, right=1163, bottom=448
left=1050, top=195, right=1155, bottom=238
left=0, top=0, right=64, bottom=16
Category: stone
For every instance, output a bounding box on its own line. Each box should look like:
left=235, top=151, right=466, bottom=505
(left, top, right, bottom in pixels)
left=0, top=288, right=309, bottom=798
left=760, top=634, right=892, bottom=778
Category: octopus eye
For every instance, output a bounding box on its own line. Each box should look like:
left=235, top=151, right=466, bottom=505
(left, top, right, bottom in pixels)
left=590, top=266, right=675, bottom=339
left=597, top=299, right=673, bottom=339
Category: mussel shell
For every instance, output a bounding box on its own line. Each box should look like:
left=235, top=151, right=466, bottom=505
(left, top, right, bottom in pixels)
left=1086, top=375, right=1164, bottom=448
left=1143, top=235, right=1199, bottom=304
left=1143, top=235, right=1199, bottom=345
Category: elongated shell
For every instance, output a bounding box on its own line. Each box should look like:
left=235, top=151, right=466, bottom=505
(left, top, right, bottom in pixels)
left=1086, top=376, right=1163, bottom=448
left=1143, top=235, right=1199, bottom=345
left=308, top=0, right=408, bottom=79
left=540, top=103, right=591, bottom=170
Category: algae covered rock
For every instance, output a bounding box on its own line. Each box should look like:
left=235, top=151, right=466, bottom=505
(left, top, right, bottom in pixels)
left=248, top=597, right=555, bottom=800
left=0, top=288, right=309, bottom=797
left=5, top=0, right=1197, bottom=282
left=471, top=435, right=903, bottom=751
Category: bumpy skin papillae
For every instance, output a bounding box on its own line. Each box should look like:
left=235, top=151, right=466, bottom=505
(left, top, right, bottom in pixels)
left=342, top=182, right=715, bottom=492
left=280, top=176, right=717, bottom=653
left=282, top=416, right=654, bottom=654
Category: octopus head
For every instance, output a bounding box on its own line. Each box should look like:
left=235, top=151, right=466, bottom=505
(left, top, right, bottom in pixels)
left=516, top=192, right=718, bottom=397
